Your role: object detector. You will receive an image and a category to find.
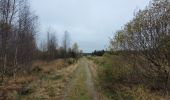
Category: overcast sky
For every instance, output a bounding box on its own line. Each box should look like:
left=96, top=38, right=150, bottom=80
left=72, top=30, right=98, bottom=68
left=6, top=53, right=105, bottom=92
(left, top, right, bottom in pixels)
left=31, top=0, right=150, bottom=53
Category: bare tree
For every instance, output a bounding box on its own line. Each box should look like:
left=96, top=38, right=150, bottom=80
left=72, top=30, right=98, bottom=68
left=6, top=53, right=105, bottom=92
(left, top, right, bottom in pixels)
left=0, top=0, right=38, bottom=81
left=15, top=0, right=38, bottom=73
left=62, top=31, right=70, bottom=58
left=0, top=0, right=19, bottom=81
left=46, top=28, right=58, bottom=60
left=72, top=43, right=79, bottom=54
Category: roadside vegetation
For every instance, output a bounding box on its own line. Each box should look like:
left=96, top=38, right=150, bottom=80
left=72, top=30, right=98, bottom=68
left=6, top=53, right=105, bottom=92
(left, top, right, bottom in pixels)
left=92, top=0, right=170, bottom=99
left=1, top=59, right=78, bottom=100
left=92, top=54, right=164, bottom=100
left=0, top=0, right=82, bottom=99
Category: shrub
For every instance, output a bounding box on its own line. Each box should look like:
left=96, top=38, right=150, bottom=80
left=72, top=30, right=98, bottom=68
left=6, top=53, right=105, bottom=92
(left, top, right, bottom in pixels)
left=67, top=58, right=76, bottom=65
left=98, top=54, right=132, bottom=89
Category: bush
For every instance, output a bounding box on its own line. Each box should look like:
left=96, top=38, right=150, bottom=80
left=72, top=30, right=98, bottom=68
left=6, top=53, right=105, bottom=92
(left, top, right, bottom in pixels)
left=67, top=58, right=76, bottom=65
left=96, top=54, right=165, bottom=99
left=98, top=54, right=132, bottom=89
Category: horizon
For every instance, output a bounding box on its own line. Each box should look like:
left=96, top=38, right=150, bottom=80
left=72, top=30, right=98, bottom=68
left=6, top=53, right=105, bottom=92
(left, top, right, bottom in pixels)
left=31, top=0, right=150, bottom=52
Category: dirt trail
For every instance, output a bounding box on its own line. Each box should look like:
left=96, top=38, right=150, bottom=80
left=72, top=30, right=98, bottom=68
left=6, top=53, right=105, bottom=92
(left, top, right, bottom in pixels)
left=63, top=58, right=98, bottom=100
left=85, top=60, right=98, bottom=100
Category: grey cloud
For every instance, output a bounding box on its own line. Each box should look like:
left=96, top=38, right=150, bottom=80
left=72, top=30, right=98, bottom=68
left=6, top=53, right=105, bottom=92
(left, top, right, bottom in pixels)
left=31, top=0, right=150, bottom=52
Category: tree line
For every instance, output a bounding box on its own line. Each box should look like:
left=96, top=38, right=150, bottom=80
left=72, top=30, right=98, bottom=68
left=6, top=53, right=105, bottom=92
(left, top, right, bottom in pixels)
left=38, top=29, right=81, bottom=61
left=110, top=0, right=170, bottom=94
left=0, top=0, right=81, bottom=83
left=92, top=50, right=105, bottom=56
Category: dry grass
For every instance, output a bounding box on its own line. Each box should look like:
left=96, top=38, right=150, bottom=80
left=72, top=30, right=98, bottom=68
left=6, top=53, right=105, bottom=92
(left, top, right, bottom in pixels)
left=0, top=59, right=78, bottom=100
left=20, top=59, right=77, bottom=100
left=8, top=75, right=36, bottom=85
left=128, top=86, right=165, bottom=100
